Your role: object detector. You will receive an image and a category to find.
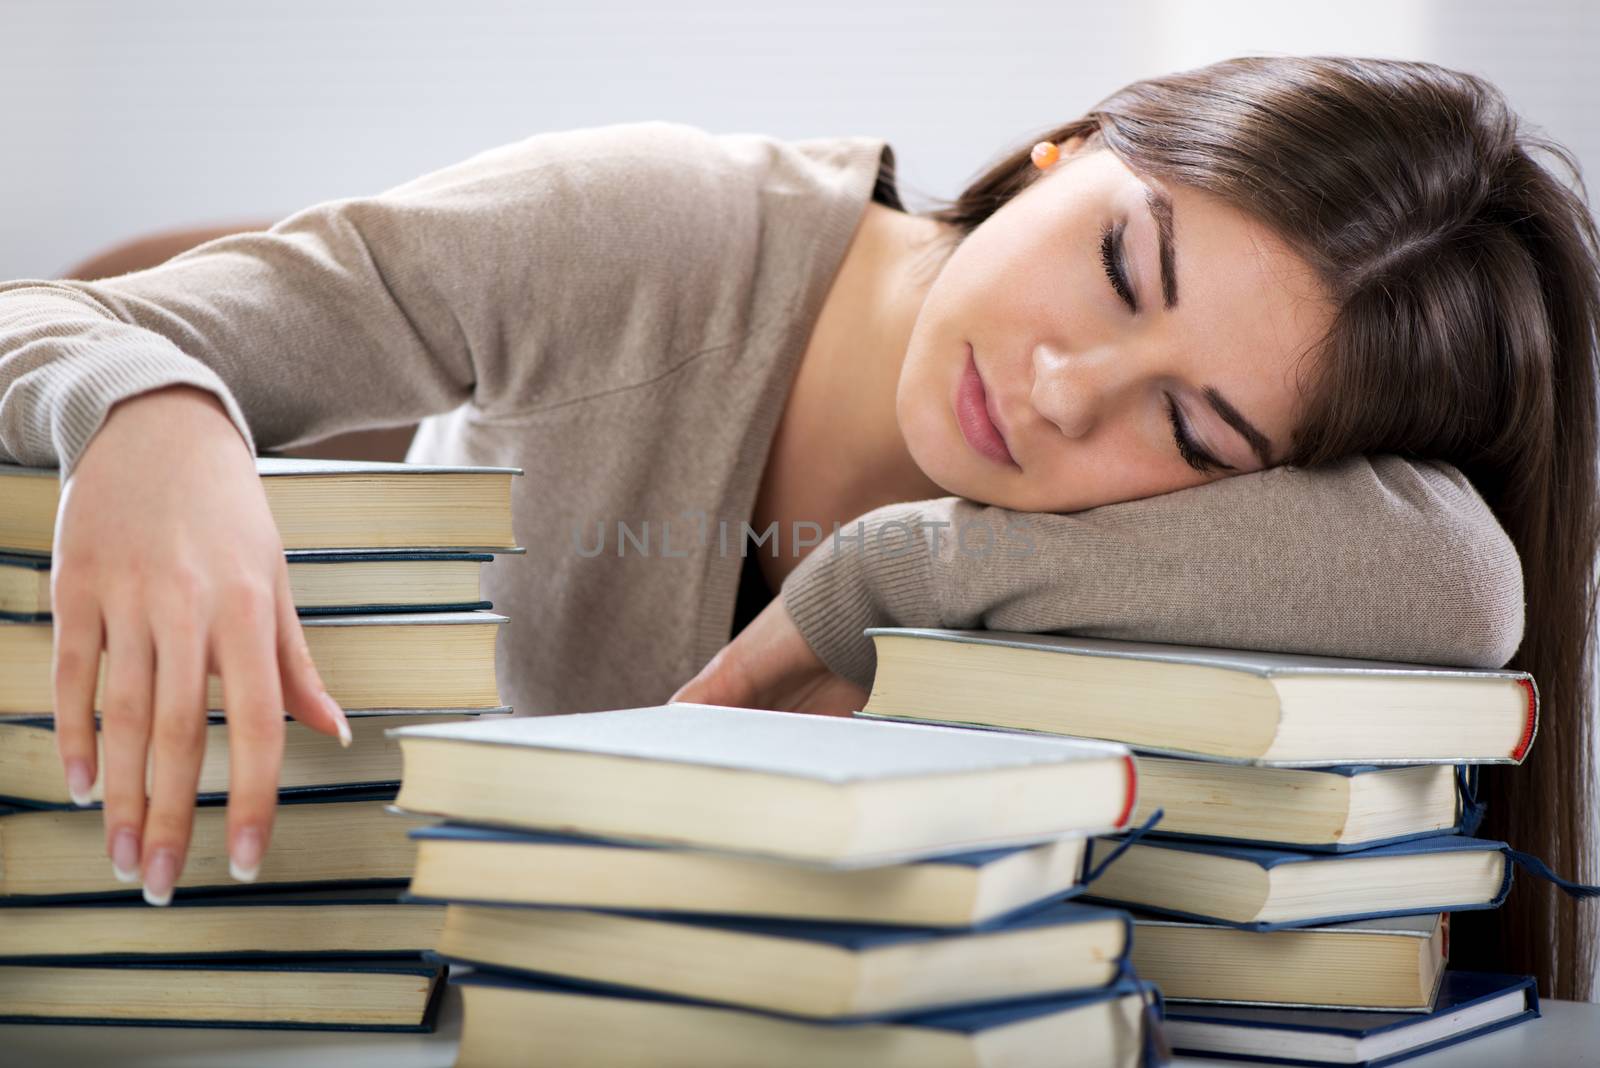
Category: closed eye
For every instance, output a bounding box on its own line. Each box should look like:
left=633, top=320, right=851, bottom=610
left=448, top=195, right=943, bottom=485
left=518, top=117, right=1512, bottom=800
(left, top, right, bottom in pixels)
left=1165, top=393, right=1233, bottom=474
left=1100, top=222, right=1136, bottom=312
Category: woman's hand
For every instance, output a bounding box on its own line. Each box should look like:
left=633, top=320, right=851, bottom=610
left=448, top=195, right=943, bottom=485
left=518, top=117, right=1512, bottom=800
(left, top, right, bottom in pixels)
left=51, top=384, right=351, bottom=906
left=669, top=595, right=869, bottom=717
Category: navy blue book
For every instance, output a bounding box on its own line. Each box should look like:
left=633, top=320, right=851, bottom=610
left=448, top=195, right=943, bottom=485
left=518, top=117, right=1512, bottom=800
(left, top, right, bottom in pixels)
left=1081, top=833, right=1512, bottom=929
left=0, top=787, right=431, bottom=901
left=1162, top=971, right=1538, bottom=1066
left=0, top=548, right=494, bottom=623
left=428, top=898, right=1131, bottom=1020
left=448, top=966, right=1162, bottom=1067
left=0, top=707, right=511, bottom=808
left=1131, top=757, right=1482, bottom=852
left=405, top=820, right=1091, bottom=927
left=0, top=955, right=447, bottom=1031
left=0, top=886, right=444, bottom=962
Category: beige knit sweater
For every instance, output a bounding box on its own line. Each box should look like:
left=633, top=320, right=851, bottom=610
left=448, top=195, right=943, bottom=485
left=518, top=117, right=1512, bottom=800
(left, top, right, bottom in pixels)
left=0, top=121, right=1525, bottom=715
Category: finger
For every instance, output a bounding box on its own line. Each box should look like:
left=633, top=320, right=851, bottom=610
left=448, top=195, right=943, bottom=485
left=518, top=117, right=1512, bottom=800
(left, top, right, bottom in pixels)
left=145, top=603, right=211, bottom=900
left=142, top=575, right=274, bottom=906
left=273, top=560, right=350, bottom=746
left=98, top=609, right=154, bottom=885
left=212, top=579, right=288, bottom=886
left=670, top=645, right=755, bottom=708
left=49, top=567, right=105, bottom=809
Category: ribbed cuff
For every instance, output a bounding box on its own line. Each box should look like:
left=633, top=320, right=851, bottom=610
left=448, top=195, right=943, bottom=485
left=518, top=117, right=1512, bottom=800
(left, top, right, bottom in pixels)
left=779, top=503, right=943, bottom=691
left=7, top=335, right=256, bottom=480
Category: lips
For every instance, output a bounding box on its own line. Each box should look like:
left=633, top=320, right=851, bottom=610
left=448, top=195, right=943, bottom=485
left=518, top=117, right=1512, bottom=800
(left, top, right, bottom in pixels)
left=955, top=342, right=1018, bottom=468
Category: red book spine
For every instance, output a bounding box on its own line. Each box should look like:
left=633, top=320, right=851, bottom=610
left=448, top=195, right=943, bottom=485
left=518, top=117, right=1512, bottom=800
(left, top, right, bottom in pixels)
left=1511, top=676, right=1538, bottom=762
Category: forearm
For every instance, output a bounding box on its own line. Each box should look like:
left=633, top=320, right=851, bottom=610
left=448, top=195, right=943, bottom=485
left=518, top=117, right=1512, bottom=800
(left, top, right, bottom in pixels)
left=781, top=454, right=1526, bottom=689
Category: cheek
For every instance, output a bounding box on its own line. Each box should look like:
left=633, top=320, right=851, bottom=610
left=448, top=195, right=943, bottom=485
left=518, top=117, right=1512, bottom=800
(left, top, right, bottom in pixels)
left=894, top=331, right=960, bottom=483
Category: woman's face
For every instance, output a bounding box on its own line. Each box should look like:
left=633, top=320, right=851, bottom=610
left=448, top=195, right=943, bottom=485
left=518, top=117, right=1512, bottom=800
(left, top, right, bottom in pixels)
left=896, top=137, right=1336, bottom=513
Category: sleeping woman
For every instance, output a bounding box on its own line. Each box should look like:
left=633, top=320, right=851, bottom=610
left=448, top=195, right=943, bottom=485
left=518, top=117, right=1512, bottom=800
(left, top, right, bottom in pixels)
left=1, top=55, right=1594, bottom=999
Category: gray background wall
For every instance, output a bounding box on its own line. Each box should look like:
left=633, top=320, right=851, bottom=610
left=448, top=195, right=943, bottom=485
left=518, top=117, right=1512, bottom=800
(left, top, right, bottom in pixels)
left=2, top=0, right=1595, bottom=279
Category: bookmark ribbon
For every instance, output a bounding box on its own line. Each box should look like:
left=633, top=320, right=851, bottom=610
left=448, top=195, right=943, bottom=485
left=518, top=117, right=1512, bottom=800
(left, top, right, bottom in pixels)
left=1083, top=808, right=1165, bottom=886
left=1504, top=846, right=1600, bottom=899
left=1454, top=765, right=1596, bottom=897
left=1108, top=961, right=1171, bottom=1068
left=1456, top=764, right=1487, bottom=836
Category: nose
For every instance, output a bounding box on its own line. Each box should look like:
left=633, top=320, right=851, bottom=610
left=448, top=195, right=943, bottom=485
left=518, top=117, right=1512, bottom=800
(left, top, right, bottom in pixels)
left=1030, top=341, right=1137, bottom=439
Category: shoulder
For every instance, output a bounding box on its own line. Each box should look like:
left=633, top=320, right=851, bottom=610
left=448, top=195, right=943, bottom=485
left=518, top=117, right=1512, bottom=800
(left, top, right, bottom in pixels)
left=380, top=120, right=888, bottom=224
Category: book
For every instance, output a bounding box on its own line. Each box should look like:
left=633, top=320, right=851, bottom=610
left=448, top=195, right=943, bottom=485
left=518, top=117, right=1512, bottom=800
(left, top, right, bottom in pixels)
left=1129, top=912, right=1446, bottom=1010
left=405, top=823, right=1089, bottom=928
left=0, top=548, right=496, bottom=622
left=0, top=456, right=523, bottom=554
left=856, top=628, right=1538, bottom=765
left=1162, top=971, right=1538, bottom=1066
left=0, top=609, right=507, bottom=714
left=430, top=899, right=1129, bottom=1019
left=449, top=968, right=1158, bottom=1067
left=0, top=886, right=444, bottom=961
left=0, top=955, right=447, bottom=1031
left=0, top=709, right=512, bottom=807
left=388, top=703, right=1138, bottom=867
left=0, top=789, right=433, bottom=899
left=1081, top=834, right=1510, bottom=929
left=1131, top=758, right=1466, bottom=851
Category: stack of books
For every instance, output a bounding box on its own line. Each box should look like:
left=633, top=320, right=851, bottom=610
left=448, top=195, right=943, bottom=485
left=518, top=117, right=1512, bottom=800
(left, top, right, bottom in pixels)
left=0, top=455, right=523, bottom=1032
left=854, top=627, right=1545, bottom=1067
left=385, top=703, right=1166, bottom=1066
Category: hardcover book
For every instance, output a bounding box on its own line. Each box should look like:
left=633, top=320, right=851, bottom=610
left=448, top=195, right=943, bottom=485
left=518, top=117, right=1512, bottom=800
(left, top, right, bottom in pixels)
left=448, top=968, right=1158, bottom=1068
left=1129, top=912, right=1447, bottom=1010
left=1081, top=834, right=1509, bottom=929
left=388, top=703, right=1138, bottom=867
left=406, top=822, right=1089, bottom=928
left=0, top=609, right=507, bottom=714
left=430, top=898, right=1130, bottom=1019
left=0, top=456, right=523, bottom=554
left=0, top=708, right=511, bottom=807
left=0, top=886, right=444, bottom=961
left=0, top=955, right=447, bottom=1031
left=1130, top=758, right=1469, bottom=851
left=0, top=789, right=432, bottom=899
left=1161, top=971, right=1538, bottom=1066
left=0, top=548, right=497, bottom=622
left=856, top=628, right=1538, bottom=766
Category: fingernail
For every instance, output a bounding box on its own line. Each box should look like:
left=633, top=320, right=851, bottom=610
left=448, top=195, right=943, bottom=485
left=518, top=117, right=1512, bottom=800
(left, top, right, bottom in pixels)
left=65, top=759, right=94, bottom=807
left=111, top=829, right=140, bottom=883
left=142, top=848, right=177, bottom=907
left=230, top=827, right=263, bottom=883
left=323, top=692, right=352, bottom=748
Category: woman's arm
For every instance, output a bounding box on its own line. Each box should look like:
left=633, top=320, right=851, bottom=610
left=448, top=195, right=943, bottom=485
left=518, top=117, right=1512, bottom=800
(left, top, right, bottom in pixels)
left=60, top=221, right=280, bottom=283
left=778, top=453, right=1525, bottom=690
left=0, top=120, right=754, bottom=905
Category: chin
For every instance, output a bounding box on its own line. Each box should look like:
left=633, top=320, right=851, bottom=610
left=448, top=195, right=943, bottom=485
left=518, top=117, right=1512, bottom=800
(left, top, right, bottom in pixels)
left=896, top=369, right=965, bottom=495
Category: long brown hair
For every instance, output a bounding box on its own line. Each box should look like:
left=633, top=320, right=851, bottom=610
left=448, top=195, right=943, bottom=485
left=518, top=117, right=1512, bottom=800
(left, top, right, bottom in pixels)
left=892, top=56, right=1600, bottom=999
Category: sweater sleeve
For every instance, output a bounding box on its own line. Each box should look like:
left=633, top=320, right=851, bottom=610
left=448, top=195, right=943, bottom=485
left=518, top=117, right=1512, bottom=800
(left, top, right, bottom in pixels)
left=0, top=121, right=745, bottom=479
left=779, top=454, right=1527, bottom=688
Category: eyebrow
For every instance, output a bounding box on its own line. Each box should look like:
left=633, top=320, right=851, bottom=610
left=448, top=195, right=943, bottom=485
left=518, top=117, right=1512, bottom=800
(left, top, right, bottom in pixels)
left=1143, top=187, right=1271, bottom=467
left=1202, top=385, right=1275, bottom=468
left=1144, top=187, right=1178, bottom=310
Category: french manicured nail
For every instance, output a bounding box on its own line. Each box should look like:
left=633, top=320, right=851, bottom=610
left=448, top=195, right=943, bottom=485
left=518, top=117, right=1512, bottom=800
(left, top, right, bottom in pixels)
left=111, top=829, right=141, bottom=883
left=65, top=759, right=94, bottom=807
left=230, top=827, right=263, bottom=883
left=323, top=692, right=352, bottom=748
left=142, top=848, right=177, bottom=907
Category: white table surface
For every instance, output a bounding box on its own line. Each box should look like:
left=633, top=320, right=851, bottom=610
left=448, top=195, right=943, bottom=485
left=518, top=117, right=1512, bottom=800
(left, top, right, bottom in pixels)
left=1, top=984, right=1596, bottom=1067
